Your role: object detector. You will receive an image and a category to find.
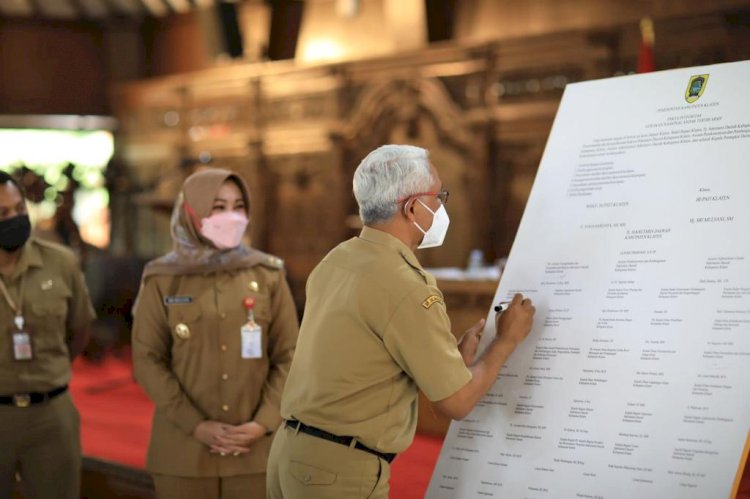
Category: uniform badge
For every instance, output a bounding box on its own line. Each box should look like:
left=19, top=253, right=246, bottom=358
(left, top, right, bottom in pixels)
left=422, top=295, right=442, bottom=309
left=248, top=281, right=259, bottom=292
left=174, top=323, right=191, bottom=339
left=40, top=279, right=53, bottom=291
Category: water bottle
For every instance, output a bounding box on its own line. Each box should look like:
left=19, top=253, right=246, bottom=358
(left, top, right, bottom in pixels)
left=466, top=249, right=484, bottom=277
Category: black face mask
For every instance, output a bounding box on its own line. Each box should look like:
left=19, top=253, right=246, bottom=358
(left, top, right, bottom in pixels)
left=0, top=215, right=31, bottom=252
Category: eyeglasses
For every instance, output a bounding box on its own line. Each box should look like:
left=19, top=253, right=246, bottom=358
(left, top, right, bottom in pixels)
left=397, top=189, right=449, bottom=206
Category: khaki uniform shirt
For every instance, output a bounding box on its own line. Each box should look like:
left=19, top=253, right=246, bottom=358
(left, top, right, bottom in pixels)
left=132, top=255, right=299, bottom=476
left=0, top=238, right=96, bottom=394
left=281, top=227, right=471, bottom=454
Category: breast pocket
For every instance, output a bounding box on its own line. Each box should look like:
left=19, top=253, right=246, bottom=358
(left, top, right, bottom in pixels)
left=243, top=291, right=272, bottom=326
left=30, top=300, right=68, bottom=320
left=29, top=300, right=69, bottom=355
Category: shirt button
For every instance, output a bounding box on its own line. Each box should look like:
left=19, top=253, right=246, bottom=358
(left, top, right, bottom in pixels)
left=222, top=404, right=229, bottom=412
left=222, top=374, right=229, bottom=380
left=220, top=312, right=227, bottom=319
left=303, top=474, right=311, bottom=483
left=221, top=345, right=228, bottom=351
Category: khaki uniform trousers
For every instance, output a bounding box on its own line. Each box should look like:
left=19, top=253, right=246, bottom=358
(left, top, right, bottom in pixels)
left=0, top=391, right=81, bottom=499
left=266, top=423, right=389, bottom=499
left=153, top=473, right=266, bottom=499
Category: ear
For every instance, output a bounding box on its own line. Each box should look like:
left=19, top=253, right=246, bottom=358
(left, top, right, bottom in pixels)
left=402, top=198, right=416, bottom=220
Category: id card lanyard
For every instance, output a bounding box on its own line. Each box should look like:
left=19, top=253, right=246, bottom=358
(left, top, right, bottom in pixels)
left=241, top=297, right=262, bottom=359
left=0, top=275, right=32, bottom=360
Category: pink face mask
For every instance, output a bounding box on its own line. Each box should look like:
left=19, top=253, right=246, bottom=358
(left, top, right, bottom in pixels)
left=200, top=211, right=249, bottom=249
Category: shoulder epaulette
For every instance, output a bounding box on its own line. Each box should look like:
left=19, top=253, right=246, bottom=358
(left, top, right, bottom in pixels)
left=258, top=252, right=284, bottom=270
left=31, top=237, right=77, bottom=259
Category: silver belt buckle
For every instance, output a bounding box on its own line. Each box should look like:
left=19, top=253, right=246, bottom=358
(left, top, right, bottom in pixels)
left=13, top=394, right=31, bottom=408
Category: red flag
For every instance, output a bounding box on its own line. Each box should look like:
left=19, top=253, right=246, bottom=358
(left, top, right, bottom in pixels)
left=637, top=17, right=655, bottom=73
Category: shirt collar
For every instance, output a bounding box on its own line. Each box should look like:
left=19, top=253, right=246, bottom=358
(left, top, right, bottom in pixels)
left=358, top=226, right=426, bottom=279
left=12, top=239, right=44, bottom=279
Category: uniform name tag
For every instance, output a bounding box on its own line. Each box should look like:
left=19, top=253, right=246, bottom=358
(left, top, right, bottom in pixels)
left=164, top=296, right=193, bottom=305
left=422, top=295, right=442, bottom=309
left=241, top=323, right=262, bottom=359
left=13, top=331, right=33, bottom=361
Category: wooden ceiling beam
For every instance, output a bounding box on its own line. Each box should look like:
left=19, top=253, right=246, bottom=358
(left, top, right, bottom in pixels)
left=137, top=0, right=169, bottom=16
left=0, top=0, right=35, bottom=17
left=107, top=0, right=147, bottom=18
left=75, top=0, right=111, bottom=18
left=163, top=0, right=191, bottom=14
left=25, top=0, right=41, bottom=16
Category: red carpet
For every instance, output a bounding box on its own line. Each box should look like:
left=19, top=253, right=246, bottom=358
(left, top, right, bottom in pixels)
left=71, top=354, right=151, bottom=468
left=70, top=354, right=749, bottom=498
left=69, top=354, right=441, bottom=498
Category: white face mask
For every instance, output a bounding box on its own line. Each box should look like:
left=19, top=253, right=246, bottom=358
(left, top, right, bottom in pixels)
left=414, top=199, right=450, bottom=249
left=200, top=211, right=249, bottom=249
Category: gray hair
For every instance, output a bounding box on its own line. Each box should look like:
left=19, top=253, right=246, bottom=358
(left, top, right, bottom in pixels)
left=353, top=145, right=434, bottom=225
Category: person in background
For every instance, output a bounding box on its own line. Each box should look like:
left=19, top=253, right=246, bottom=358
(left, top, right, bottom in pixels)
left=0, top=171, right=96, bottom=498
left=267, top=144, right=535, bottom=498
left=133, top=168, right=299, bottom=498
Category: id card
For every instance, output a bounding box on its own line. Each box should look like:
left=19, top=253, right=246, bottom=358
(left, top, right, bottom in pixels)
left=241, top=323, right=262, bottom=359
left=13, top=331, right=33, bottom=361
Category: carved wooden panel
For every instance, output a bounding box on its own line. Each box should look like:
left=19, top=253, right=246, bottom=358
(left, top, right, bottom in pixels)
left=265, top=150, right=346, bottom=304
left=110, top=7, right=750, bottom=302
left=116, top=137, right=182, bottom=188
left=647, top=13, right=749, bottom=73
left=487, top=32, right=616, bottom=111
left=487, top=102, right=568, bottom=257
left=113, top=81, right=185, bottom=139
left=183, top=78, right=258, bottom=143
left=260, top=70, right=342, bottom=125
left=482, top=29, right=620, bottom=259
left=112, top=80, right=187, bottom=258
left=491, top=134, right=549, bottom=257
left=436, top=71, right=488, bottom=111
left=336, top=64, right=490, bottom=267
left=132, top=206, right=172, bottom=258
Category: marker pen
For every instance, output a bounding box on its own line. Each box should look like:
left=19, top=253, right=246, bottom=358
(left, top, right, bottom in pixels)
left=494, top=302, right=511, bottom=313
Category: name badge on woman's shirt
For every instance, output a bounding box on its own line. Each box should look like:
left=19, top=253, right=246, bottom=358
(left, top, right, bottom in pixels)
left=241, top=323, right=262, bottom=359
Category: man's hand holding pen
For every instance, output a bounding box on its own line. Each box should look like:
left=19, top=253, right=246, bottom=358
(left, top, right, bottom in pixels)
left=458, top=294, right=535, bottom=367
left=494, top=293, right=535, bottom=349
left=494, top=302, right=510, bottom=313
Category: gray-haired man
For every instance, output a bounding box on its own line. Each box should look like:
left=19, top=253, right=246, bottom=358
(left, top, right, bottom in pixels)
left=267, top=144, right=535, bottom=498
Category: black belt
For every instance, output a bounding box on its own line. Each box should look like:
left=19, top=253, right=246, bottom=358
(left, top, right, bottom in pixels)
left=285, top=419, right=396, bottom=464
left=0, top=385, right=68, bottom=408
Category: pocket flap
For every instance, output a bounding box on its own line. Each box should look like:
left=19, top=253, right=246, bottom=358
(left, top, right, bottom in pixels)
left=289, top=460, right=337, bottom=486
left=243, top=292, right=271, bottom=322
left=31, top=301, right=67, bottom=316
left=168, top=304, right=202, bottom=325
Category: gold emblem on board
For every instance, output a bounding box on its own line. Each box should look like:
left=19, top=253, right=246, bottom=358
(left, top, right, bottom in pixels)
left=685, top=74, right=708, bottom=103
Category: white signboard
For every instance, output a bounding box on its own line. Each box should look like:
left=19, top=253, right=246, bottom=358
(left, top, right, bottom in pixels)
left=427, top=61, right=750, bottom=499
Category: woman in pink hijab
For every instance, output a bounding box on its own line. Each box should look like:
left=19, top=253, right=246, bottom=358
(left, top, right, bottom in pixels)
left=132, top=168, right=299, bottom=498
